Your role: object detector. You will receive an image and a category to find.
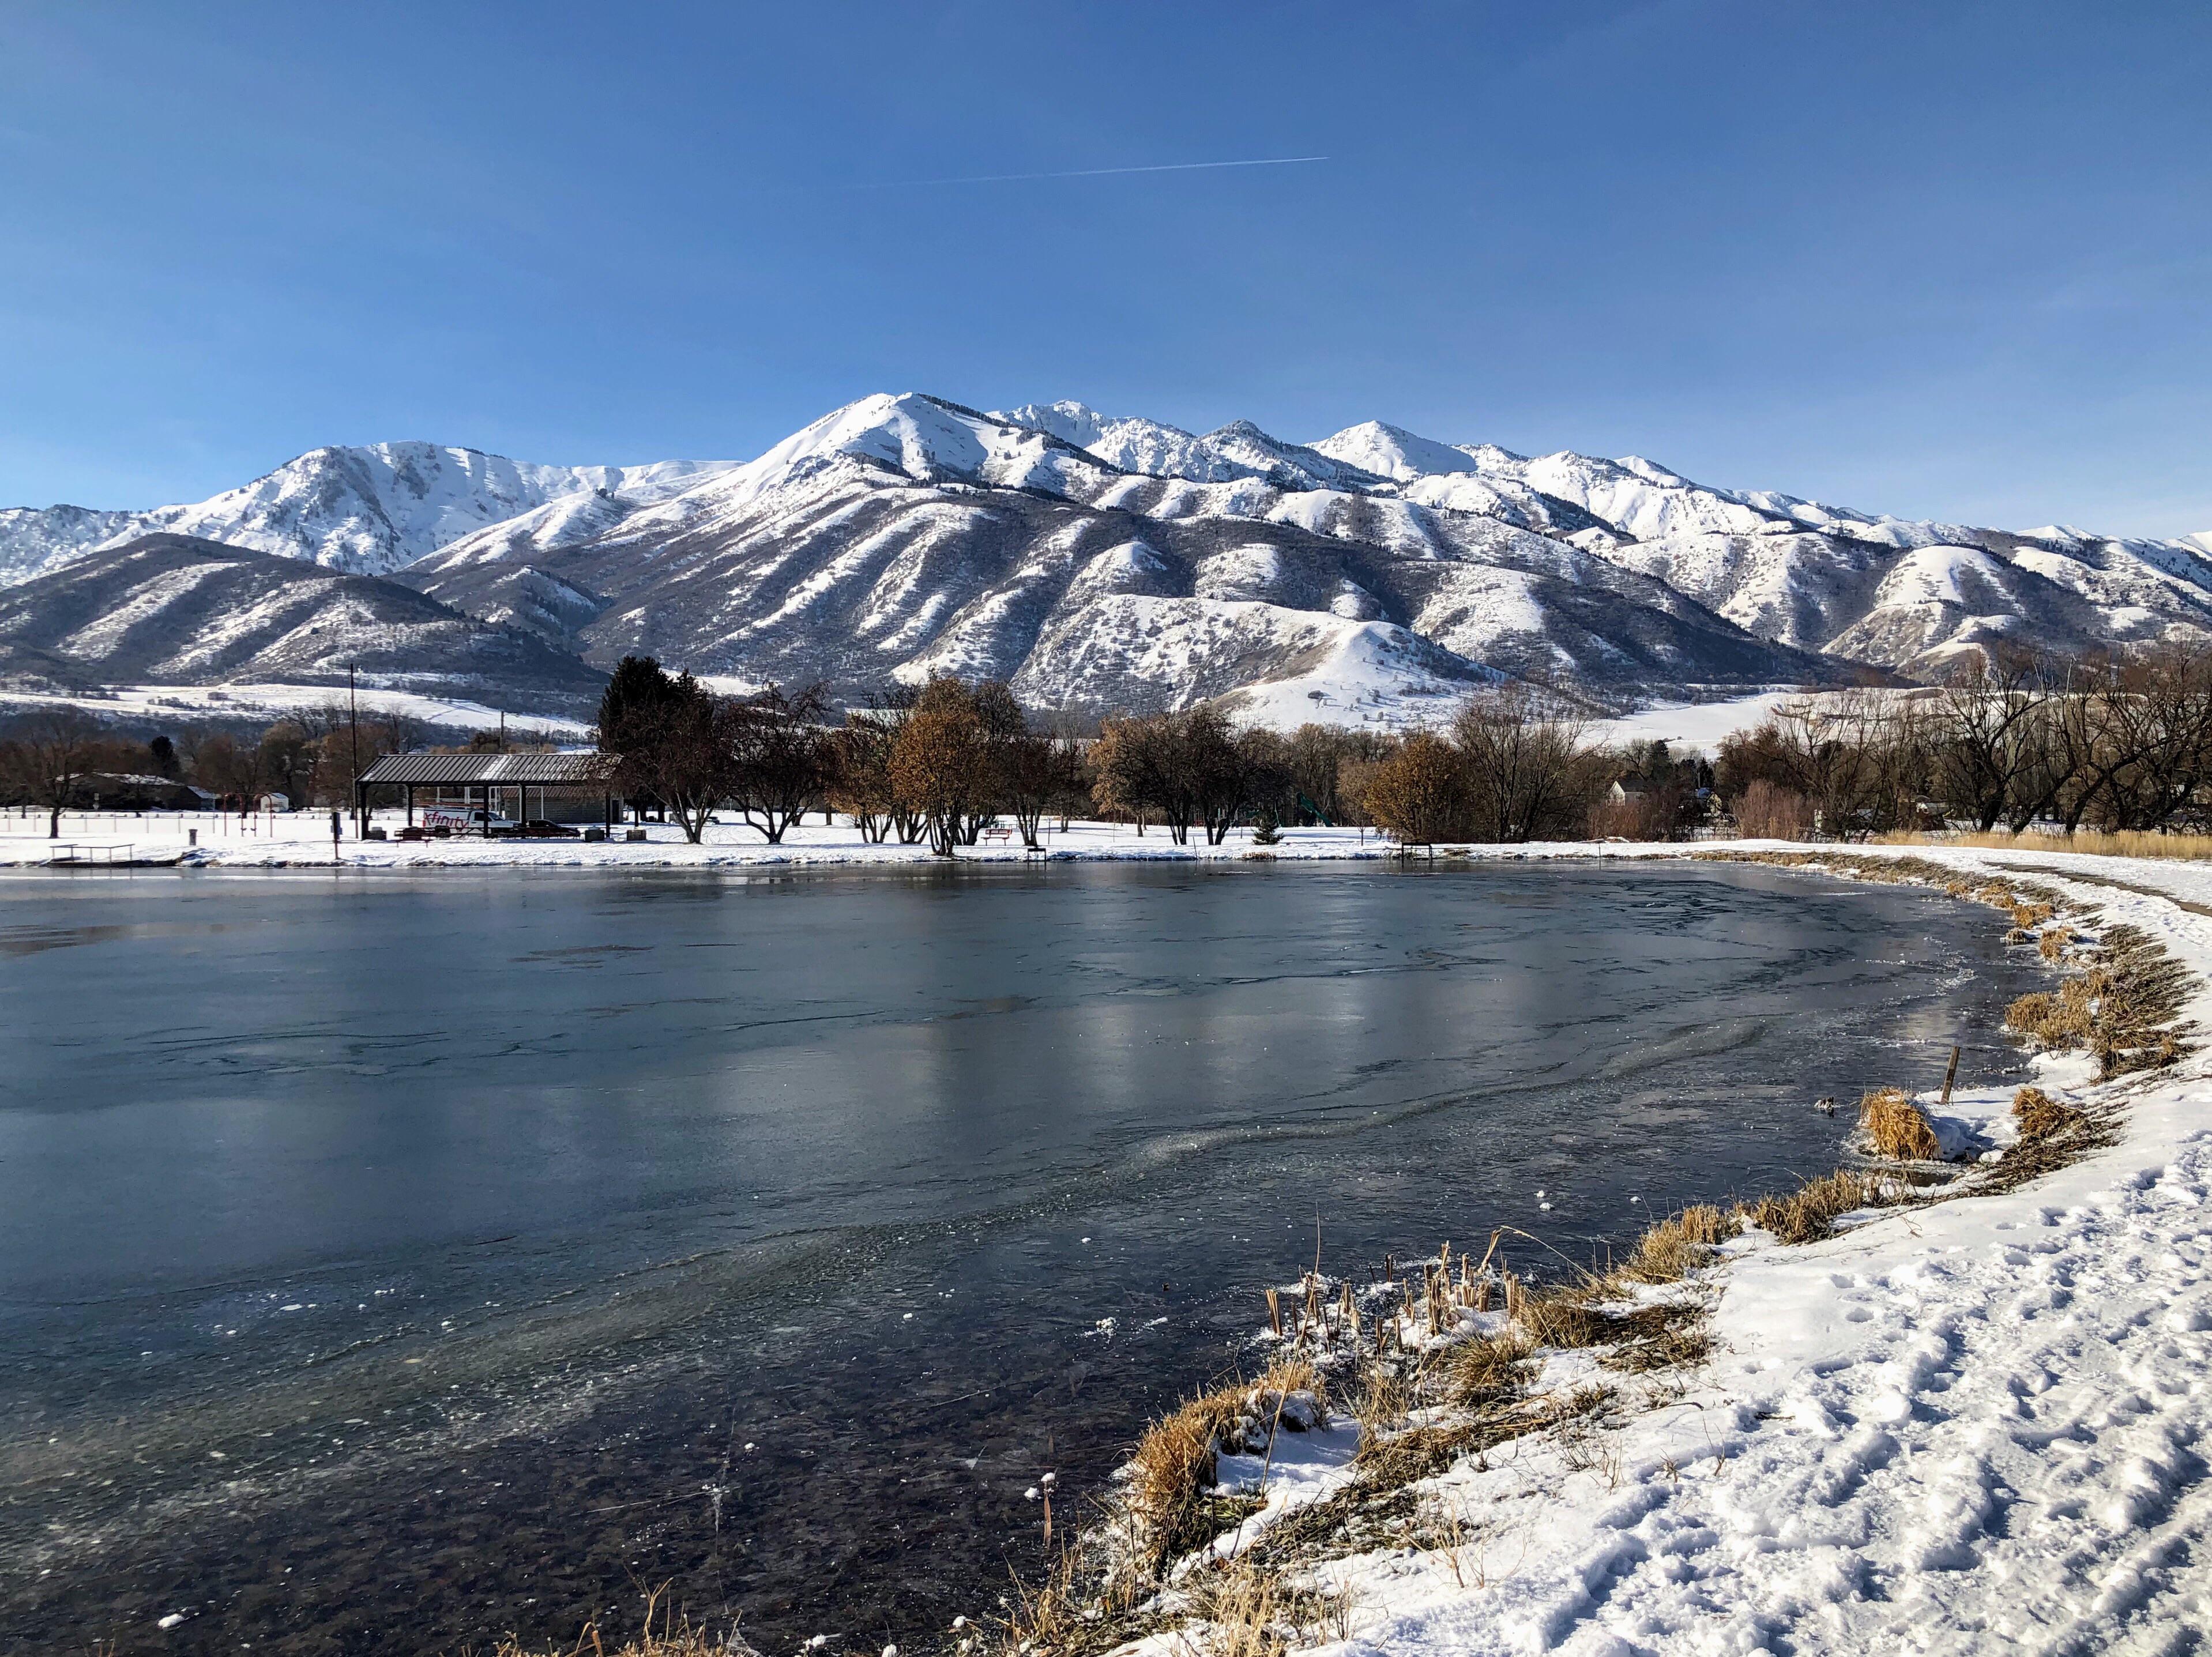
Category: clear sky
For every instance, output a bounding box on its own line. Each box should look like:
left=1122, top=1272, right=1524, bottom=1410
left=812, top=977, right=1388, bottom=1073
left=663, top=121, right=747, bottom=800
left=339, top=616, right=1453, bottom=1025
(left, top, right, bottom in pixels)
left=3, top=1, right=2207, bottom=536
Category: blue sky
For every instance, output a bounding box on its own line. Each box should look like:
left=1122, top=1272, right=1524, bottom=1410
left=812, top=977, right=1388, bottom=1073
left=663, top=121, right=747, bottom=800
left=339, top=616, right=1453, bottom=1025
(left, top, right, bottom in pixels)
left=3, top=1, right=2207, bottom=534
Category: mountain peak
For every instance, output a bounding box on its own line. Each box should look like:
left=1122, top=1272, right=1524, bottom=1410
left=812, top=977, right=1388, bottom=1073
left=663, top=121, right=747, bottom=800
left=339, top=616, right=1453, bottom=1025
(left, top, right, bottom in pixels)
left=1311, top=420, right=1489, bottom=482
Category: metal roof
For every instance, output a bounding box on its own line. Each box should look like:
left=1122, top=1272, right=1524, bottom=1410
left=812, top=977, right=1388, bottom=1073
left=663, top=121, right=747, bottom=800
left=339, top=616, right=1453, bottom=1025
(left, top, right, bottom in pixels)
left=356, top=751, right=620, bottom=785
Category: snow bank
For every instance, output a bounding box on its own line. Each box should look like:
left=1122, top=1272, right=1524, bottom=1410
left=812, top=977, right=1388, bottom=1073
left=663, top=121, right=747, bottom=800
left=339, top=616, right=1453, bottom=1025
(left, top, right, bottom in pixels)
left=0, top=815, right=1423, bottom=869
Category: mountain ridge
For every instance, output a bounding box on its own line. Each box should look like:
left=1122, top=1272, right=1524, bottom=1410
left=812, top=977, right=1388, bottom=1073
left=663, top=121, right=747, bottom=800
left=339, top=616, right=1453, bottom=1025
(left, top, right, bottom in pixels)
left=5, top=395, right=2207, bottom=724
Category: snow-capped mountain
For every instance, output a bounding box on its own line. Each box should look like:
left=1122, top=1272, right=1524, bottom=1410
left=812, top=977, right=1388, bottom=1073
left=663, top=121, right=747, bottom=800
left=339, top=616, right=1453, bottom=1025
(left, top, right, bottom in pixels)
left=8, top=393, right=2207, bottom=724
left=0, top=443, right=731, bottom=585
left=401, top=394, right=1839, bottom=715
left=0, top=534, right=604, bottom=706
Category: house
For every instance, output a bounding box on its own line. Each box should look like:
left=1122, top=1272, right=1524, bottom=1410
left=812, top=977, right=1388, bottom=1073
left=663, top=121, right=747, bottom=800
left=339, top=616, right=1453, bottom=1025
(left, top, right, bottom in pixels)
left=67, top=772, right=219, bottom=811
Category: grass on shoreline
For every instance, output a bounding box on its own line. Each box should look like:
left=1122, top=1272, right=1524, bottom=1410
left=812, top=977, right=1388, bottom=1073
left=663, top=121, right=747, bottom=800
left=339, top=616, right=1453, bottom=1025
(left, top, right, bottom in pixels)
left=1876, top=827, right=2212, bottom=863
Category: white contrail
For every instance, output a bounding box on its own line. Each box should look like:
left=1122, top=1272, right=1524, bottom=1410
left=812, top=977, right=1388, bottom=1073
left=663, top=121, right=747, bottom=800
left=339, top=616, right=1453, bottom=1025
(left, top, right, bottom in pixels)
left=864, top=155, right=1329, bottom=189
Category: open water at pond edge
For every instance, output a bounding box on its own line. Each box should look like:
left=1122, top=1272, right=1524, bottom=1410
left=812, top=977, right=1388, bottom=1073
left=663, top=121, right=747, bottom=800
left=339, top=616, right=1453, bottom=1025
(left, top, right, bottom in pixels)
left=0, top=861, right=2049, bottom=1655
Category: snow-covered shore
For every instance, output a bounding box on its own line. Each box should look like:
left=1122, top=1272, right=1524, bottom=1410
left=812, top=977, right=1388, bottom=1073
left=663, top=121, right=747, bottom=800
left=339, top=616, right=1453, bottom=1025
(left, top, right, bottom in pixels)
left=0, top=814, right=1414, bottom=869
left=1152, top=845, right=2212, bottom=1657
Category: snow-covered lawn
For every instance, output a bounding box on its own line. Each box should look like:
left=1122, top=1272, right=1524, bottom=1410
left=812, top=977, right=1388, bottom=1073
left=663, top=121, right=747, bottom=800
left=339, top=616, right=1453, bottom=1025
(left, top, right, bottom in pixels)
left=0, top=812, right=1415, bottom=868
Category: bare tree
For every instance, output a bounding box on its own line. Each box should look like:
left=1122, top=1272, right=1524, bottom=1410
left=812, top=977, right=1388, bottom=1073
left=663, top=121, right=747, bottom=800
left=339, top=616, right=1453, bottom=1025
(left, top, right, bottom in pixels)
left=1285, top=724, right=1349, bottom=824
left=1236, top=726, right=1297, bottom=843
left=998, top=726, right=1083, bottom=849
left=10, top=708, right=100, bottom=837
left=829, top=714, right=898, bottom=842
left=1092, top=713, right=1182, bottom=839
left=2105, top=643, right=2212, bottom=830
left=851, top=685, right=929, bottom=843
left=1184, top=706, right=1250, bottom=846
left=193, top=732, right=269, bottom=818
left=1930, top=651, right=2058, bottom=831
left=725, top=682, right=829, bottom=843
left=1450, top=683, right=1607, bottom=842
left=1718, top=689, right=1917, bottom=839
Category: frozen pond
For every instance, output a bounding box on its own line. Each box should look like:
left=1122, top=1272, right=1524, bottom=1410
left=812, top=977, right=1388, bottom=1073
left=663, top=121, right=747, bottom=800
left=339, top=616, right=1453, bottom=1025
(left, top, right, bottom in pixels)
left=0, top=861, right=2046, bottom=1654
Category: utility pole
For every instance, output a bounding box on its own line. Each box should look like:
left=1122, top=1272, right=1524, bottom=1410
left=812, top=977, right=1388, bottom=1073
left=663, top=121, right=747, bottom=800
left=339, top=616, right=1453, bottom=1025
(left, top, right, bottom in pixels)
left=349, top=664, right=362, bottom=837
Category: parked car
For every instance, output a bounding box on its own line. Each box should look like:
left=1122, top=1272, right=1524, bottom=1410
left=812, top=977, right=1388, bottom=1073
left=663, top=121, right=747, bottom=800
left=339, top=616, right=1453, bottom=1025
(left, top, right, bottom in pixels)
left=517, top=820, right=582, bottom=839
left=422, top=808, right=517, bottom=833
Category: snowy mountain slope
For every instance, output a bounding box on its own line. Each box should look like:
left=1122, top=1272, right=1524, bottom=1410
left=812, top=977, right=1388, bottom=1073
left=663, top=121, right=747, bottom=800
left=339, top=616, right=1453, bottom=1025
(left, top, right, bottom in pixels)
left=400, top=401, right=1844, bottom=717
left=1007, top=401, right=2212, bottom=676
left=1295, top=419, right=2212, bottom=675
left=996, top=401, right=1383, bottom=492
left=0, top=504, right=141, bottom=586
left=1577, top=524, right=2212, bottom=675
left=0, top=534, right=605, bottom=706
left=1012, top=596, right=1494, bottom=716
left=0, top=445, right=732, bottom=586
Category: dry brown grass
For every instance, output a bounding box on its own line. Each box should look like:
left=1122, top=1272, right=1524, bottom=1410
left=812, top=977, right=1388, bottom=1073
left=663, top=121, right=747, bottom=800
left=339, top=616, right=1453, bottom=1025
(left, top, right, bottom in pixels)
left=1859, top=1086, right=1942, bottom=1161
left=490, top=1635, right=723, bottom=1657
left=1598, top=1319, right=1716, bottom=1374
left=487, top=1591, right=725, bottom=1657
left=991, top=1542, right=1158, bottom=1657
left=1879, top=827, right=2212, bottom=863
left=2007, top=977, right=2102, bottom=1050
left=2011, top=1084, right=2085, bottom=1143
left=1515, top=1287, right=1711, bottom=1365
left=1178, top=1557, right=1350, bottom=1657
left=1443, top=1327, right=1536, bottom=1408
left=1127, top=1389, right=1246, bottom=1568
left=1123, top=1358, right=1324, bottom=1572
left=1617, top=1203, right=1737, bottom=1283
left=2039, top=925, right=2075, bottom=962
left=2007, top=925, right=2191, bottom=1077
left=1739, top=1169, right=1889, bottom=1245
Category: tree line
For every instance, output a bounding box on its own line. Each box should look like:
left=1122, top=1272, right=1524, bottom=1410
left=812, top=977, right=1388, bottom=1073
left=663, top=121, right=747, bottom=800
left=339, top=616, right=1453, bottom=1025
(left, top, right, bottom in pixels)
left=593, top=655, right=1612, bottom=852
left=16, top=637, right=2212, bottom=847
left=0, top=703, right=436, bottom=836
left=1717, top=645, right=2212, bottom=840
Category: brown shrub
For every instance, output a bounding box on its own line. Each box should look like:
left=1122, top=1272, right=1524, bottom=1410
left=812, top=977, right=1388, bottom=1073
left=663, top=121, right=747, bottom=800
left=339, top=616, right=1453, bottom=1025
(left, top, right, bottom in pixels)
left=1364, top=731, right=1470, bottom=847
left=1734, top=778, right=1812, bottom=841
left=1859, top=1087, right=1941, bottom=1160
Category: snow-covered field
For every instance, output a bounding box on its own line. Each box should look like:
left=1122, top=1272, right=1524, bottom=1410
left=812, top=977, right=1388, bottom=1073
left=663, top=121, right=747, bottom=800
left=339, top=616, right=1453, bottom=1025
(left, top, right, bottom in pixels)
left=0, top=680, right=590, bottom=737
left=1585, top=690, right=1808, bottom=751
